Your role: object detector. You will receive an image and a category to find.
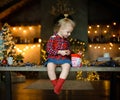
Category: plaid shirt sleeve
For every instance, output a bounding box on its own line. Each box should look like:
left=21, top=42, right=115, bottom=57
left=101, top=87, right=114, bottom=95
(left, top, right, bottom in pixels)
left=46, top=36, right=58, bottom=55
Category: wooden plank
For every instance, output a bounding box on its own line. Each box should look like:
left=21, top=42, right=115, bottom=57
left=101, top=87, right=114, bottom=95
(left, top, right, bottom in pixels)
left=0, top=66, right=120, bottom=72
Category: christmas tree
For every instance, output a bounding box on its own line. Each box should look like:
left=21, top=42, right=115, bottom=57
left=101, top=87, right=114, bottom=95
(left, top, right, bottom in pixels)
left=1, top=23, right=16, bottom=59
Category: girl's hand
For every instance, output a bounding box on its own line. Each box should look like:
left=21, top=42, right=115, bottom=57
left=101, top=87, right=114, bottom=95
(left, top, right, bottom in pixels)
left=65, top=50, right=71, bottom=55
left=58, top=50, right=71, bottom=56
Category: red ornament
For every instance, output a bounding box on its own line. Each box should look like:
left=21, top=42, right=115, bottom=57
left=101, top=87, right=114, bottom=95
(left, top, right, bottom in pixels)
left=2, top=58, right=7, bottom=65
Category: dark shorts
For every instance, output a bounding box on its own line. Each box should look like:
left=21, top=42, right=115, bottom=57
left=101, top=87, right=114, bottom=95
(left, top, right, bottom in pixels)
left=44, top=58, right=72, bottom=67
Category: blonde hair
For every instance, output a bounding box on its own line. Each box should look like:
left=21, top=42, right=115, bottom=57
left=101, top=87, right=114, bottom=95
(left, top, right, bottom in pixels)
left=54, top=18, right=75, bottom=33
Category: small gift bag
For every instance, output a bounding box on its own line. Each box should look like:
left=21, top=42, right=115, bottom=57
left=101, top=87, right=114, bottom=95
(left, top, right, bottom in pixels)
left=71, top=54, right=82, bottom=67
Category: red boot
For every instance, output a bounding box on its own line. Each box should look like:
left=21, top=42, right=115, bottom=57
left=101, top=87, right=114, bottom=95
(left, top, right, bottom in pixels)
left=54, top=78, right=65, bottom=95
left=51, top=79, right=57, bottom=87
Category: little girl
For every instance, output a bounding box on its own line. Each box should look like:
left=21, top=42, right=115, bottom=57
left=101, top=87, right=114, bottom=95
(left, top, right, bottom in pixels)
left=45, top=17, right=75, bottom=94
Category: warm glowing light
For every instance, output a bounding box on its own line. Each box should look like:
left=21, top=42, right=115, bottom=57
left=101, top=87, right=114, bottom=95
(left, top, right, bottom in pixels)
left=19, top=27, right=22, bottom=30
left=107, top=25, right=109, bottom=28
left=22, top=52, right=25, bottom=55
left=32, top=45, right=35, bottom=48
left=112, top=34, right=116, bottom=37
left=94, top=30, right=97, bottom=34
left=109, top=43, right=113, bottom=46
left=89, top=45, right=92, bottom=47
left=83, top=43, right=85, bottom=45
left=37, top=44, right=40, bottom=47
left=14, top=44, right=40, bottom=56
left=38, top=38, right=42, bottom=43
left=109, top=47, right=112, bottom=50
left=29, top=27, right=33, bottom=30
left=25, top=46, right=29, bottom=49
left=118, top=47, right=120, bottom=50
left=89, top=26, right=91, bottom=29
left=88, top=31, right=90, bottom=34
left=38, top=25, right=41, bottom=28
left=103, top=47, right=106, bottom=50
left=13, top=27, right=16, bottom=30
left=113, top=22, right=116, bottom=26
left=104, top=30, right=107, bottom=33
left=98, top=46, right=100, bottom=48
left=94, top=46, right=97, bottom=49
left=23, top=30, right=27, bottom=33
left=97, top=25, right=100, bottom=28
left=31, top=46, right=34, bottom=49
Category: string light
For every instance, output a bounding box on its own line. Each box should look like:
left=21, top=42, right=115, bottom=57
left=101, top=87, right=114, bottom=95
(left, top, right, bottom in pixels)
left=89, top=26, right=92, bottom=29
left=15, top=44, right=40, bottom=54
left=106, top=25, right=109, bottom=28
left=97, top=25, right=100, bottom=28
left=113, top=22, right=116, bottom=26
left=19, top=27, right=22, bottom=30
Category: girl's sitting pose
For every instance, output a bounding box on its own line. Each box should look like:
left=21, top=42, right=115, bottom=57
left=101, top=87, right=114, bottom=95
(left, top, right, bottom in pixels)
left=45, top=17, right=75, bottom=94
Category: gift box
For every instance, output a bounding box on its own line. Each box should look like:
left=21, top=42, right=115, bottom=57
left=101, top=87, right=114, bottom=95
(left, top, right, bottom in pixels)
left=71, top=54, right=82, bottom=67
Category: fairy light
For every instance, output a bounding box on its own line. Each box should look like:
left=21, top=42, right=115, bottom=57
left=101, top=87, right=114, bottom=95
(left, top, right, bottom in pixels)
left=97, top=25, right=100, bottom=28
left=22, top=52, right=25, bottom=55
left=98, top=46, right=100, bottom=48
left=23, top=30, right=27, bottom=33
left=109, top=43, right=113, bottom=47
left=89, top=26, right=92, bottom=29
left=29, top=26, right=33, bottom=30
left=103, top=47, right=106, bottom=50
left=19, top=27, right=22, bottom=30
left=23, top=48, right=26, bottom=51
left=104, top=30, right=107, bottom=33
left=112, top=34, right=116, bottom=37
left=94, top=46, right=97, bottom=49
left=88, top=30, right=90, bottom=34
left=118, top=47, right=120, bottom=50
left=109, top=47, right=112, bottom=50
left=113, top=22, right=116, bottom=26
left=107, top=25, right=109, bottom=28
left=38, top=38, right=42, bottom=43
left=94, top=30, right=97, bottom=34
left=13, top=27, right=16, bottom=30
left=15, top=44, right=40, bottom=55
left=89, top=45, right=92, bottom=47
left=37, top=44, right=40, bottom=47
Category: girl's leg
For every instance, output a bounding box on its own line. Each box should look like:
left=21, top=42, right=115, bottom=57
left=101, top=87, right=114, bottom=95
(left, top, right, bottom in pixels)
left=54, top=63, right=70, bottom=94
left=47, top=63, right=57, bottom=87
left=60, top=63, right=71, bottom=79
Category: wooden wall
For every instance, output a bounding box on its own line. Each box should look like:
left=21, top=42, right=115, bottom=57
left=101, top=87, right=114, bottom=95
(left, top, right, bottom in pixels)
left=1, top=0, right=88, bottom=43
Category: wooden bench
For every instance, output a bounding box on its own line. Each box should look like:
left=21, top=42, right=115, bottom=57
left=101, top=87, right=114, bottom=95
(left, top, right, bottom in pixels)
left=0, top=66, right=120, bottom=72
left=0, top=65, right=120, bottom=100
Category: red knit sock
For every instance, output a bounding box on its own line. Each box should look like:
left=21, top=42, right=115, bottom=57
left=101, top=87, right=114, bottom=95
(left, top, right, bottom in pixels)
left=54, top=78, right=65, bottom=95
left=51, top=79, right=57, bottom=87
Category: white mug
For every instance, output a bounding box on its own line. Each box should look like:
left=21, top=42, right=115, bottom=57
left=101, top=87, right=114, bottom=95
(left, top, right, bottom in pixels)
left=7, top=57, right=13, bottom=65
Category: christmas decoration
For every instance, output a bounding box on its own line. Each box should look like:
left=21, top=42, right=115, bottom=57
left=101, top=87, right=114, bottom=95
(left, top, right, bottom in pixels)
left=88, top=22, right=120, bottom=43
left=40, top=41, right=47, bottom=64
left=2, top=23, right=16, bottom=58
left=0, top=23, right=20, bottom=65
left=51, top=0, right=74, bottom=16
left=76, top=71, right=100, bottom=81
left=1, top=58, right=7, bottom=65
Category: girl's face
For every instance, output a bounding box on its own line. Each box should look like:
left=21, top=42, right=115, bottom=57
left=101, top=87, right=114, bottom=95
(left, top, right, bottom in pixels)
left=58, top=24, right=74, bottom=38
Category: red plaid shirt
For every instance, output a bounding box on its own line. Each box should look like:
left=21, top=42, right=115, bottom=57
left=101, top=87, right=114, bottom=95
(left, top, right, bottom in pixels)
left=46, top=34, right=71, bottom=60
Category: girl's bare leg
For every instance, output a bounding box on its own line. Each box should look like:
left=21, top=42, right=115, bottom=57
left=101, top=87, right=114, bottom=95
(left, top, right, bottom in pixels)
left=47, top=62, right=57, bottom=80
left=60, top=63, right=71, bottom=79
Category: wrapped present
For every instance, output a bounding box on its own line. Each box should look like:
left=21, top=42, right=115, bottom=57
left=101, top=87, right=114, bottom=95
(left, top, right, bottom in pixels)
left=71, top=54, right=82, bottom=67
